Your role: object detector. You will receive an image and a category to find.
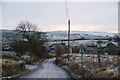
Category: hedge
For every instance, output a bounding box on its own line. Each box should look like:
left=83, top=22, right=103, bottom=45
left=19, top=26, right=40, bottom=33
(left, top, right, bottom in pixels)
left=2, top=59, right=25, bottom=77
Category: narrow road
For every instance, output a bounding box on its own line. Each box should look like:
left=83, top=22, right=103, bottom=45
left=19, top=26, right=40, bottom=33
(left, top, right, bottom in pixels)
left=20, top=58, right=71, bottom=78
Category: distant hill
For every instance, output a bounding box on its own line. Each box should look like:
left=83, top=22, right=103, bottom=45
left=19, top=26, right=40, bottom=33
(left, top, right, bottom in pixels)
left=46, top=31, right=117, bottom=40
left=0, top=29, right=118, bottom=49
left=1, top=29, right=117, bottom=40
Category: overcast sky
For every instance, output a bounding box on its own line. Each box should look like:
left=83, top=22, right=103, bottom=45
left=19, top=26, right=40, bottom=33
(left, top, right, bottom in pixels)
left=1, top=1, right=118, bottom=33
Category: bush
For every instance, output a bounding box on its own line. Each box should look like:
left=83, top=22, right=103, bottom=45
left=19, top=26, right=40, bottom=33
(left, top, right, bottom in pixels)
left=2, top=53, right=20, bottom=61
left=46, top=54, right=55, bottom=58
left=68, top=60, right=79, bottom=74
left=95, top=71, right=114, bottom=78
left=55, top=58, right=66, bottom=66
left=68, top=60, right=90, bottom=78
left=2, top=59, right=25, bottom=77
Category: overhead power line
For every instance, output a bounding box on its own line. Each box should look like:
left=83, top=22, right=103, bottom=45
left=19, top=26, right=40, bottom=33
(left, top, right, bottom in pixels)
left=65, top=0, right=70, bottom=20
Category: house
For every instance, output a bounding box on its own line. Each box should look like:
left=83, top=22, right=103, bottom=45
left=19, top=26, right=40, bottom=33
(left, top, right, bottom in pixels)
left=49, top=44, right=57, bottom=53
left=49, top=43, right=72, bottom=54
left=86, top=45, right=98, bottom=54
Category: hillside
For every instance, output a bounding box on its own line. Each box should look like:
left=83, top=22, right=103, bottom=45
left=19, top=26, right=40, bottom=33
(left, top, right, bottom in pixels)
left=1, top=29, right=117, bottom=47
left=46, top=31, right=116, bottom=40
left=1, top=29, right=116, bottom=39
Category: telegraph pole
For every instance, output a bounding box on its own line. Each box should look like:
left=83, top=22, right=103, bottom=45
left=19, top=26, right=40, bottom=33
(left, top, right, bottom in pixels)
left=65, top=0, right=70, bottom=64
left=68, top=20, right=70, bottom=63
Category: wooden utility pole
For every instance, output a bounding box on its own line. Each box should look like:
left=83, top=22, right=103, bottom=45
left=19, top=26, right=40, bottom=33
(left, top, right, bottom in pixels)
left=97, top=41, right=102, bottom=67
left=117, top=37, right=120, bottom=78
left=68, top=20, right=70, bottom=63
left=97, top=50, right=102, bottom=67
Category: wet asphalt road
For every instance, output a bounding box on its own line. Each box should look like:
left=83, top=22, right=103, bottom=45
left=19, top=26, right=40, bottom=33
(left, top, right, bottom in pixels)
left=20, top=58, right=71, bottom=79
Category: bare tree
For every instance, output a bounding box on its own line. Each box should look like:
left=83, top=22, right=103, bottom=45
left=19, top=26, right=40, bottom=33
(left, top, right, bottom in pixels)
left=55, top=43, right=65, bottom=59
left=11, top=21, right=47, bottom=57
left=16, top=21, right=38, bottom=40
